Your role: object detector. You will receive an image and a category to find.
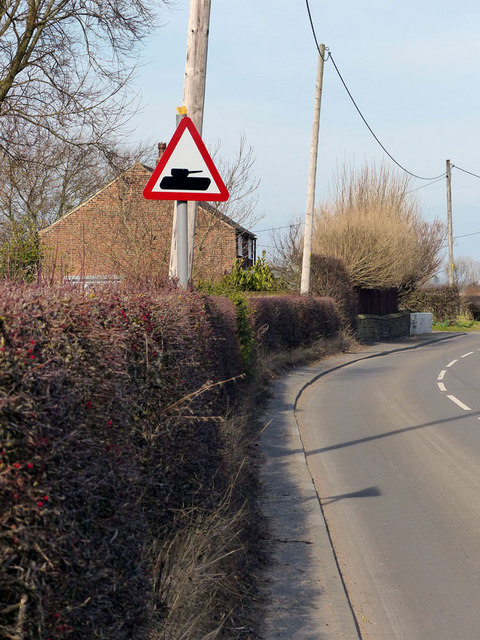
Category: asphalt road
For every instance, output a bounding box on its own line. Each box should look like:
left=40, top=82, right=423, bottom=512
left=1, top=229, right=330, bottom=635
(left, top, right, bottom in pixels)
left=295, top=333, right=480, bottom=640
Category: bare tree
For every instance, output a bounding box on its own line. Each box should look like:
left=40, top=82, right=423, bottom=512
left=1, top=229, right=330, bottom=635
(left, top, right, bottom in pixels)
left=211, top=134, right=261, bottom=228
left=449, top=257, right=480, bottom=291
left=192, top=135, right=262, bottom=275
left=0, top=0, right=165, bottom=161
left=270, top=217, right=303, bottom=288
left=0, top=136, right=148, bottom=230
left=312, top=162, right=446, bottom=292
left=0, top=134, right=148, bottom=279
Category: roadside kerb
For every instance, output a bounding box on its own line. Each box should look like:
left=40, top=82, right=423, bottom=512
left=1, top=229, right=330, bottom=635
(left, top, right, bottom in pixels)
left=258, top=332, right=463, bottom=640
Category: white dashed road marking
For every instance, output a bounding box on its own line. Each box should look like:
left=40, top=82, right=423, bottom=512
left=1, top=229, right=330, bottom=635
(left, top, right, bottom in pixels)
left=447, top=395, right=471, bottom=411
left=437, top=350, right=479, bottom=412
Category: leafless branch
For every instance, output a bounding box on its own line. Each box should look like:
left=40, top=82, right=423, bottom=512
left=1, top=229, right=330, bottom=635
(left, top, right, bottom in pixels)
left=0, top=0, right=167, bottom=161
left=312, top=161, right=446, bottom=291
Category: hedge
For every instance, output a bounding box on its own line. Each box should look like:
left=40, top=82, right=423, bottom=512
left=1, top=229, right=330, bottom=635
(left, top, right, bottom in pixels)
left=0, top=284, right=341, bottom=639
left=461, top=295, right=480, bottom=321
left=399, top=285, right=460, bottom=323
left=308, top=254, right=358, bottom=329
left=0, top=284, right=244, bottom=640
left=248, top=294, right=340, bottom=353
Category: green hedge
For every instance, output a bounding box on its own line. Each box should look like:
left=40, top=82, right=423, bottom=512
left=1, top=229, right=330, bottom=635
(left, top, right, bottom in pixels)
left=399, top=285, right=460, bottom=323
left=461, top=295, right=480, bottom=321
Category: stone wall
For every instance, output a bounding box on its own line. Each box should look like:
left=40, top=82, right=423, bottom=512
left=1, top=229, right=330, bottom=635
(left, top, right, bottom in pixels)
left=356, top=311, right=411, bottom=342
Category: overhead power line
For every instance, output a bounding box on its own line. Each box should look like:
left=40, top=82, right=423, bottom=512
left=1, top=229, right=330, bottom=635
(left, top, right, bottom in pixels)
left=254, top=222, right=303, bottom=234
left=454, top=230, right=480, bottom=239
left=406, top=176, right=446, bottom=194
left=304, top=0, right=446, bottom=182
left=305, top=0, right=322, bottom=57
left=327, top=53, right=446, bottom=182
left=452, top=165, right=480, bottom=179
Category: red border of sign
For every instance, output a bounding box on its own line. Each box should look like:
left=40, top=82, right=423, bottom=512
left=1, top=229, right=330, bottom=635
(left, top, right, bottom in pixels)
left=143, top=117, right=229, bottom=202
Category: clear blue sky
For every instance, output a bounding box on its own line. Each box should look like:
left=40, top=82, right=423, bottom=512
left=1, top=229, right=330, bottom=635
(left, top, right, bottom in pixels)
left=129, top=0, right=480, bottom=268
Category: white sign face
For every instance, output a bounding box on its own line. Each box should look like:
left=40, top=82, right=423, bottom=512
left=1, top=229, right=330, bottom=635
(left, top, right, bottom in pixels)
left=143, top=117, right=229, bottom=202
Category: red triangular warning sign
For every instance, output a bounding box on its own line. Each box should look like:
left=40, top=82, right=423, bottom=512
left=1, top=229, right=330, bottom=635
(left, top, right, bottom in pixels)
left=143, top=117, right=229, bottom=202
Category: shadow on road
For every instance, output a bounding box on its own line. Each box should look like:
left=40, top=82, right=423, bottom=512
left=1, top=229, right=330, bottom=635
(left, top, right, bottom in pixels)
left=304, top=411, right=480, bottom=457
left=321, top=486, right=382, bottom=505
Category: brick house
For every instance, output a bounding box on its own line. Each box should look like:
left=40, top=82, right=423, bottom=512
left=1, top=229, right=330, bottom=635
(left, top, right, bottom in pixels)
left=39, top=162, right=256, bottom=284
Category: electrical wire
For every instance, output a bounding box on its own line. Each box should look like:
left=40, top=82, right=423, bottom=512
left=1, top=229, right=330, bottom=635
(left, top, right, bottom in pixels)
left=452, top=165, right=480, bottom=180
left=254, top=222, right=304, bottom=233
left=297, top=3, right=480, bottom=249
left=305, top=0, right=322, bottom=57
left=454, top=231, right=480, bottom=239
left=406, top=176, right=446, bottom=194
left=327, top=52, right=446, bottom=182
left=304, top=0, right=446, bottom=182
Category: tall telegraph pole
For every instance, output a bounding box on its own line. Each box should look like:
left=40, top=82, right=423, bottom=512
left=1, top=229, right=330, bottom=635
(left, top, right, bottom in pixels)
left=182, top=0, right=211, bottom=133
left=446, top=159, right=454, bottom=286
left=169, top=0, right=211, bottom=284
left=301, top=44, right=326, bottom=294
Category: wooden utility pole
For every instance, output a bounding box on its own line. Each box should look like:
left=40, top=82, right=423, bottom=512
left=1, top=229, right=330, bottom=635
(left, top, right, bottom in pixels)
left=446, top=159, right=454, bottom=286
left=182, top=0, right=211, bottom=134
left=169, top=0, right=211, bottom=284
left=301, top=44, right=325, bottom=294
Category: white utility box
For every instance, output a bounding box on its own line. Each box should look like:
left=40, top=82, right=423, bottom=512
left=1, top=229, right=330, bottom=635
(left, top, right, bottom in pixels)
left=410, top=312, right=433, bottom=335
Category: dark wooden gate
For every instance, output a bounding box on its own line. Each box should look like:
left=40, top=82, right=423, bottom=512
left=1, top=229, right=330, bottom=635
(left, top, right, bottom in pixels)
left=356, top=288, right=399, bottom=315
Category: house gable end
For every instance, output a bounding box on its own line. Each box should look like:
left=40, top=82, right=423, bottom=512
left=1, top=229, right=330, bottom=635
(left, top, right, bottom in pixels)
left=39, top=163, right=152, bottom=236
left=38, top=161, right=257, bottom=282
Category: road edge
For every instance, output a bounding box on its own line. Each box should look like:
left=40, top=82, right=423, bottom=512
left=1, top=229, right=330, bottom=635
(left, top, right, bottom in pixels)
left=259, top=332, right=463, bottom=640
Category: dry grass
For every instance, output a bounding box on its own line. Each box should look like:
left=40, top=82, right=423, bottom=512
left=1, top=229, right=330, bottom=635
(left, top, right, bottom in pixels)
left=137, top=413, right=262, bottom=640
left=146, top=407, right=264, bottom=640
left=260, top=331, right=361, bottom=374
left=150, top=502, right=248, bottom=640
left=142, top=334, right=363, bottom=640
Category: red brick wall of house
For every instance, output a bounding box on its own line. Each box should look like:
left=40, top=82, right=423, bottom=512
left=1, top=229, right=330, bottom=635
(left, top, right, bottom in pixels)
left=39, top=164, right=238, bottom=283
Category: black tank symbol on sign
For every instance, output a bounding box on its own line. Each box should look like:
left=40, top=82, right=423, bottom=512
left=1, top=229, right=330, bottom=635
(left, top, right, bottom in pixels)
left=160, top=168, right=211, bottom=191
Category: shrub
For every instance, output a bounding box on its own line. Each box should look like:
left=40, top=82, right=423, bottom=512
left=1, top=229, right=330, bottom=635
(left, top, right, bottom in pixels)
left=309, top=254, right=358, bottom=329
left=461, top=295, right=480, bottom=321
left=228, top=293, right=256, bottom=377
left=399, top=285, right=460, bottom=323
left=0, top=226, right=39, bottom=282
left=198, top=251, right=277, bottom=294
left=248, top=294, right=340, bottom=353
left=202, top=294, right=245, bottom=383
left=312, top=162, right=445, bottom=290
left=0, top=284, right=244, bottom=640
left=0, top=282, right=343, bottom=639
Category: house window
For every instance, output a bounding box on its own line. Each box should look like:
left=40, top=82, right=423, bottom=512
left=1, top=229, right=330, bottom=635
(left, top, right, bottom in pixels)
left=237, top=233, right=256, bottom=265
left=247, top=238, right=253, bottom=260
left=237, top=234, right=243, bottom=257
left=64, top=275, right=122, bottom=288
